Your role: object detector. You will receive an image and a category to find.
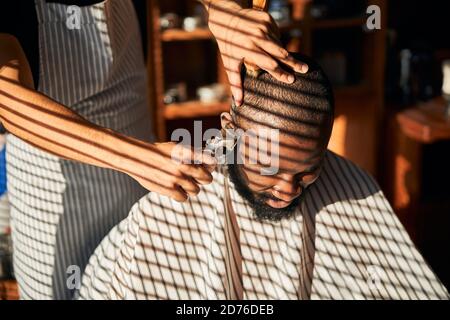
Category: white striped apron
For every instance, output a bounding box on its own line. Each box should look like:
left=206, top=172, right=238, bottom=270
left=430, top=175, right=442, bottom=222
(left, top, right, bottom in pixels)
left=0, top=194, right=9, bottom=235
left=6, top=0, right=153, bottom=300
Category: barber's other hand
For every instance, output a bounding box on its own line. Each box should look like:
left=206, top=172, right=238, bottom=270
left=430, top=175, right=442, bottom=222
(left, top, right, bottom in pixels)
left=120, top=141, right=216, bottom=202
left=207, top=0, right=308, bottom=106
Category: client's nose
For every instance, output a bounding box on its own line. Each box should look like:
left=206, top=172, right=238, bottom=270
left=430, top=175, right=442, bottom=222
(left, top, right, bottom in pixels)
left=272, top=174, right=302, bottom=202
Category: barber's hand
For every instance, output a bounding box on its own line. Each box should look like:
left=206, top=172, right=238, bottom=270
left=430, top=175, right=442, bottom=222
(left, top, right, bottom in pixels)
left=122, top=141, right=216, bottom=202
left=207, top=0, right=308, bottom=106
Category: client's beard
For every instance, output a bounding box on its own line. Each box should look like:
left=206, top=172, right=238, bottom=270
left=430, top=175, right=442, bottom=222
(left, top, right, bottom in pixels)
left=227, top=164, right=303, bottom=222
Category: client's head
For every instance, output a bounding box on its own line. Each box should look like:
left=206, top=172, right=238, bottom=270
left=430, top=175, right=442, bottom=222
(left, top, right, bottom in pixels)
left=223, top=53, right=334, bottom=221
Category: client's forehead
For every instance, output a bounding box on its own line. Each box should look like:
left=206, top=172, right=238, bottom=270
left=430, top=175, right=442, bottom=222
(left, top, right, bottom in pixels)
left=236, top=123, right=324, bottom=173
left=233, top=103, right=328, bottom=140
left=277, top=133, right=323, bottom=167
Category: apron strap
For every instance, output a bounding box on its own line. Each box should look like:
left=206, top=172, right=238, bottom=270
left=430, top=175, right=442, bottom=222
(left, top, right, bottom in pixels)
left=221, top=166, right=244, bottom=300
left=220, top=166, right=315, bottom=300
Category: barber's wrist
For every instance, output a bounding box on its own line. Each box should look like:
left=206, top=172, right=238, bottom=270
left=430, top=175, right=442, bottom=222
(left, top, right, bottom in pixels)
left=206, top=0, right=242, bottom=16
left=207, top=0, right=242, bottom=37
left=101, top=128, right=146, bottom=175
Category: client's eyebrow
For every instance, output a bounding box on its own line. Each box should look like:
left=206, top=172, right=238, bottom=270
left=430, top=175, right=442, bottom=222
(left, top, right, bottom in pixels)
left=253, top=158, right=322, bottom=175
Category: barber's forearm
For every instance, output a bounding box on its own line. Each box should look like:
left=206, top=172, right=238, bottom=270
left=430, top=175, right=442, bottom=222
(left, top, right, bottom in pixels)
left=0, top=68, right=157, bottom=185
left=0, top=34, right=140, bottom=175
left=0, top=34, right=216, bottom=202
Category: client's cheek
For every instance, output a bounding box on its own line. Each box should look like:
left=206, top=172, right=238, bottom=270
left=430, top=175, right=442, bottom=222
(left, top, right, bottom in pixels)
left=303, top=174, right=319, bottom=185
left=245, top=172, right=277, bottom=191
left=248, top=180, right=269, bottom=192
left=240, top=166, right=261, bottom=187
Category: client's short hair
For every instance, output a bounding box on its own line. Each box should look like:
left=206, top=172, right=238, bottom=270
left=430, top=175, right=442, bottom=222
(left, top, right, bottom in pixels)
left=232, top=53, right=334, bottom=146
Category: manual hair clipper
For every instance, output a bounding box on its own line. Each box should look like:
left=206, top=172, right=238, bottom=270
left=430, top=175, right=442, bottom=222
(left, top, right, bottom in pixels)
left=205, top=128, right=242, bottom=164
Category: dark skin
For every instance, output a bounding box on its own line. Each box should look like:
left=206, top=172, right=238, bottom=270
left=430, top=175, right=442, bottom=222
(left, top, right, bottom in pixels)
left=220, top=112, right=327, bottom=220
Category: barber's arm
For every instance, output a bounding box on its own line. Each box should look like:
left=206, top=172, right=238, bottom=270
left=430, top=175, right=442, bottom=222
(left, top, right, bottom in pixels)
left=0, top=34, right=215, bottom=202
left=201, top=0, right=308, bottom=105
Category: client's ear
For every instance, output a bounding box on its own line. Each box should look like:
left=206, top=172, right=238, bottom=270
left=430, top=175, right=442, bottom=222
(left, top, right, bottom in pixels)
left=220, top=112, right=234, bottom=130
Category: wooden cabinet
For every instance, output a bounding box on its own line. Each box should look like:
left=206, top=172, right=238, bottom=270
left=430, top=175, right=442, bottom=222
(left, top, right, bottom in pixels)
left=384, top=97, right=450, bottom=243
left=382, top=98, right=450, bottom=288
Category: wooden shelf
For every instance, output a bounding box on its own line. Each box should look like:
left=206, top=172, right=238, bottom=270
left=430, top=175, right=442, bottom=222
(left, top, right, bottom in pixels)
left=165, top=100, right=230, bottom=120
left=279, top=16, right=366, bottom=34
left=163, top=85, right=369, bottom=121
left=161, top=28, right=213, bottom=42
left=311, top=17, right=366, bottom=30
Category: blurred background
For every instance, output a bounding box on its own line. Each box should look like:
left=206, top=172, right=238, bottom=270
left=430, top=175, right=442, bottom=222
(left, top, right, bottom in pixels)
left=1, top=0, right=450, bottom=298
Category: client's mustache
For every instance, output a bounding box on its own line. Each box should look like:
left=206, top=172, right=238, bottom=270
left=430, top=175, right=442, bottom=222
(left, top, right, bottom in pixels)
left=257, top=191, right=291, bottom=203
left=228, top=163, right=303, bottom=221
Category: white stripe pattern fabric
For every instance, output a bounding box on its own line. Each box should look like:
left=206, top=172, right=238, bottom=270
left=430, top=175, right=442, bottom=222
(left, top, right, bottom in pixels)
left=79, top=151, right=450, bottom=300
left=7, top=134, right=65, bottom=299
left=6, top=0, right=153, bottom=299
left=0, top=193, right=10, bottom=234
left=222, top=166, right=243, bottom=299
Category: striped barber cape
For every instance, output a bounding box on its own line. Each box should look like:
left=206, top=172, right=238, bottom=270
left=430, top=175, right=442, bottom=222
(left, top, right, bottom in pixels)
left=79, top=151, right=449, bottom=300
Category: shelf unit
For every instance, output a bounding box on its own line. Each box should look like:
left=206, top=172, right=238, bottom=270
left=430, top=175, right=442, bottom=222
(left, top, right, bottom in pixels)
left=146, top=0, right=387, bottom=176
left=165, top=100, right=230, bottom=120
left=147, top=0, right=229, bottom=140
left=161, top=28, right=213, bottom=41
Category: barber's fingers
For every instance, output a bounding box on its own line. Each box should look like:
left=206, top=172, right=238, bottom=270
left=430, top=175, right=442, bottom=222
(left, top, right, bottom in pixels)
left=182, top=147, right=217, bottom=176
left=194, top=150, right=217, bottom=174
left=240, top=13, right=308, bottom=76
left=281, top=54, right=309, bottom=74
left=204, top=164, right=217, bottom=173
left=170, top=185, right=189, bottom=202
left=243, top=47, right=280, bottom=71
left=247, top=11, right=280, bottom=40
left=133, top=174, right=188, bottom=203
left=181, top=163, right=213, bottom=185
left=252, top=35, right=308, bottom=74
left=225, top=59, right=244, bottom=106
left=253, top=34, right=288, bottom=60
left=243, top=50, right=294, bottom=84
left=172, top=144, right=216, bottom=166
left=176, top=175, right=201, bottom=197
left=269, top=65, right=297, bottom=84
left=237, top=41, right=293, bottom=80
